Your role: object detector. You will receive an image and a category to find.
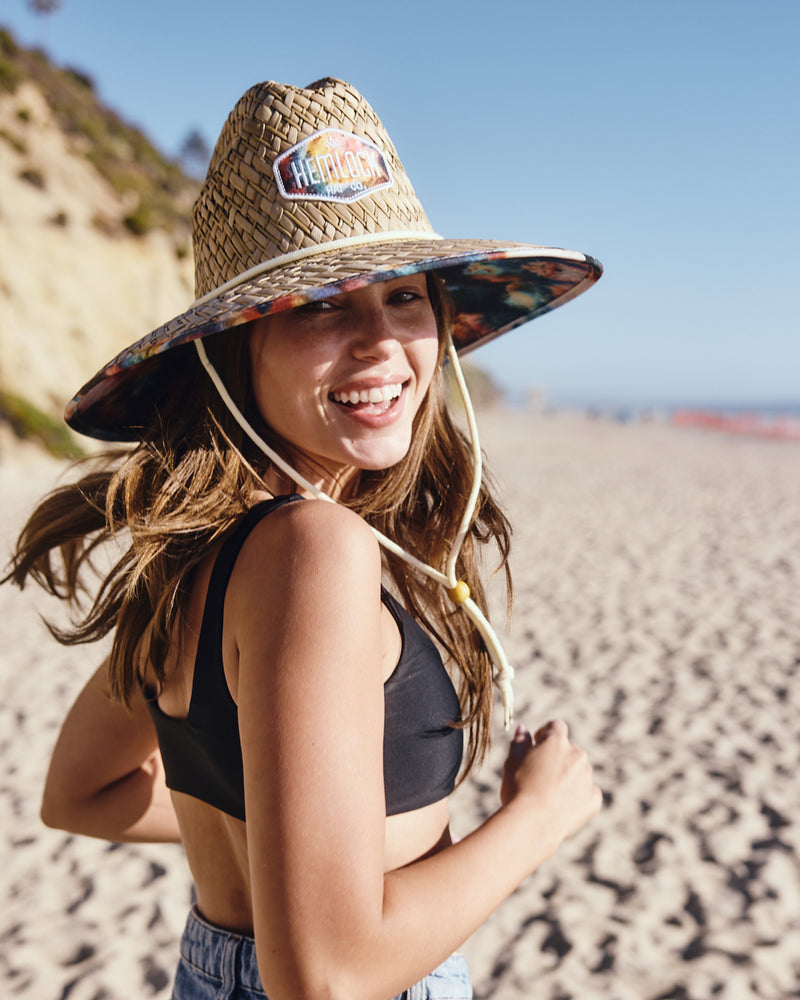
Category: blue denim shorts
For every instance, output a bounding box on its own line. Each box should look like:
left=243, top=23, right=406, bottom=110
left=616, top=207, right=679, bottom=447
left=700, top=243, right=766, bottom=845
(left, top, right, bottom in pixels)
left=172, top=906, right=472, bottom=1000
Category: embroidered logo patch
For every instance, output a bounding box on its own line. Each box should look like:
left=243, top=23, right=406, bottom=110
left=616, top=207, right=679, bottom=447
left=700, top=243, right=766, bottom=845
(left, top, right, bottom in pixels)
left=273, top=128, right=393, bottom=204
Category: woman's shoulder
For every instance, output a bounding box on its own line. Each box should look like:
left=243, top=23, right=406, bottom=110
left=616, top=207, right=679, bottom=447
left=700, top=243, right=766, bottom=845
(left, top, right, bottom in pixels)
left=232, top=497, right=381, bottom=591
left=227, top=498, right=384, bottom=663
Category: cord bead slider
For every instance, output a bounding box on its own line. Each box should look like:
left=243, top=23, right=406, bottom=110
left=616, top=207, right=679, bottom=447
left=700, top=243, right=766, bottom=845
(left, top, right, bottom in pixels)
left=447, top=580, right=471, bottom=604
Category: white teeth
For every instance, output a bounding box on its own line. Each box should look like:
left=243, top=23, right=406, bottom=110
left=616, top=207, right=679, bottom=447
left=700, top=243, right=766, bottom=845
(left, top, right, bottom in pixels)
left=333, top=383, right=403, bottom=405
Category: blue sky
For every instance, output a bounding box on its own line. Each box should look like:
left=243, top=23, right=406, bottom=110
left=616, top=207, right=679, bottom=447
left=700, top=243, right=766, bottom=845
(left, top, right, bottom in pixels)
left=3, top=0, right=798, bottom=408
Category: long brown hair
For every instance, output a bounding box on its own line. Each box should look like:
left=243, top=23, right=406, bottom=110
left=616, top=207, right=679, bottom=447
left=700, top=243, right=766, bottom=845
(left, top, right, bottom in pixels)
left=4, top=276, right=512, bottom=774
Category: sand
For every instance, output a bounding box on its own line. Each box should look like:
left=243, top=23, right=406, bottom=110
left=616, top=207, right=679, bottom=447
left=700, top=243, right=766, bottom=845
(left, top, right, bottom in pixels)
left=2, top=412, right=799, bottom=1000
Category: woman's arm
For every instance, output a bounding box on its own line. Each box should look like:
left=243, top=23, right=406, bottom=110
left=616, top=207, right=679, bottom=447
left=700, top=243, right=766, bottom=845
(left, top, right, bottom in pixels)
left=232, top=500, right=601, bottom=1000
left=40, top=661, right=182, bottom=843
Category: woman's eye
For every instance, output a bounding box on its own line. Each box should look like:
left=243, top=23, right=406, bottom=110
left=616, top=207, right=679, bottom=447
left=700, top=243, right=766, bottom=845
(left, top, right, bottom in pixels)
left=389, top=289, right=424, bottom=305
left=297, top=299, right=337, bottom=315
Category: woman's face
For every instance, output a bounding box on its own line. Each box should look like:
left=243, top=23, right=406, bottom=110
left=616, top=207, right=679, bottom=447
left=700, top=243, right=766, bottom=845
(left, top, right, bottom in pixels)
left=248, top=273, right=439, bottom=490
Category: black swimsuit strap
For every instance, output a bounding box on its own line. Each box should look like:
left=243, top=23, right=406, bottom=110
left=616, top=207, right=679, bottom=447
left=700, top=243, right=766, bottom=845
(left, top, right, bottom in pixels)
left=188, top=495, right=302, bottom=708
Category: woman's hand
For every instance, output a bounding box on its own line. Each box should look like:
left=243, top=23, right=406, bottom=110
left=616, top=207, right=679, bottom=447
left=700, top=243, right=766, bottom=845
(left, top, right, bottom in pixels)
left=501, top=719, right=602, bottom=853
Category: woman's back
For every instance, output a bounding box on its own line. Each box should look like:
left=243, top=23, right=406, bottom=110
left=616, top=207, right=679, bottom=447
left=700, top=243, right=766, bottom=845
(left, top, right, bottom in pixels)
left=156, top=497, right=456, bottom=935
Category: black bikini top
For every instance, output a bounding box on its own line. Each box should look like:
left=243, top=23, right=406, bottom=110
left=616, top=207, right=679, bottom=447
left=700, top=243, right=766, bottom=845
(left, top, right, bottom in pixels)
left=145, top=496, right=463, bottom=819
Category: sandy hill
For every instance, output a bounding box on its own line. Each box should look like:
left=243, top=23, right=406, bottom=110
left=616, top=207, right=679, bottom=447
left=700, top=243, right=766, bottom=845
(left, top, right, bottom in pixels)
left=0, top=27, right=198, bottom=452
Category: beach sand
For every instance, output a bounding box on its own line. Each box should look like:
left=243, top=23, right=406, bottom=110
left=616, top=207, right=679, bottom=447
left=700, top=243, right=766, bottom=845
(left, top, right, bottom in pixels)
left=2, top=412, right=799, bottom=999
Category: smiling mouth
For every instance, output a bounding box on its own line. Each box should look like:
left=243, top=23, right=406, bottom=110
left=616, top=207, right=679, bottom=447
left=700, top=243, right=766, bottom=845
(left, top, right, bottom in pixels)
left=330, top=382, right=405, bottom=411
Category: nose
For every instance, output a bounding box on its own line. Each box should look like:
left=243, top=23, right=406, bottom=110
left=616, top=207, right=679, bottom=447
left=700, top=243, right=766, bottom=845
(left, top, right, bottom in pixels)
left=349, top=300, right=400, bottom=360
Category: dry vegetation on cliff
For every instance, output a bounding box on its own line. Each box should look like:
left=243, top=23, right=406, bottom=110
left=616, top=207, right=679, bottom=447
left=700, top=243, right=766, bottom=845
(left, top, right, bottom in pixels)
left=0, top=26, right=197, bottom=454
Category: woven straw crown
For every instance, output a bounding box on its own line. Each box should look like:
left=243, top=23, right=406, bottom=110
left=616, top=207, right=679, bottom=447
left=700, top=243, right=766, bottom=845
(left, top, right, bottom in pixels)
left=65, top=77, right=602, bottom=440
left=193, top=77, right=435, bottom=296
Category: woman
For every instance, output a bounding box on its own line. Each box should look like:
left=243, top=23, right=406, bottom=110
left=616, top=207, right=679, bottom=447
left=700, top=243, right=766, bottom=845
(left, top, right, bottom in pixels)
left=6, top=78, right=603, bottom=1000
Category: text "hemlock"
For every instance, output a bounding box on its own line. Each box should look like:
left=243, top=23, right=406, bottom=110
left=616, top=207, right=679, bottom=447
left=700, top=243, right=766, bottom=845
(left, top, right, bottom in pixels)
left=273, top=128, right=394, bottom=204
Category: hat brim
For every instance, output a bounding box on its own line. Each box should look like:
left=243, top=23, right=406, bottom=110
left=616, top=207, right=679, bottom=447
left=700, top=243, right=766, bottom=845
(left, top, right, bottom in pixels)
left=65, top=239, right=601, bottom=441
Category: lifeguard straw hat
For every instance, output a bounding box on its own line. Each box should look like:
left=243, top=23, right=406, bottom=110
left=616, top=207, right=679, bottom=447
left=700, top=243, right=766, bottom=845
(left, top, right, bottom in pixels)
left=65, top=76, right=602, bottom=441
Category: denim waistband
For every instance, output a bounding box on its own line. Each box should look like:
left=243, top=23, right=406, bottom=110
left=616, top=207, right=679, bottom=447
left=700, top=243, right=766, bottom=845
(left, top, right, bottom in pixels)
left=179, top=906, right=264, bottom=994
left=177, top=906, right=472, bottom=1000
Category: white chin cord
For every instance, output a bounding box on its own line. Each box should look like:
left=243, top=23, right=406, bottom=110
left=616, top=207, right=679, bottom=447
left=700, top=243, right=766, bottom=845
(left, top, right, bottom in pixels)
left=194, top=335, right=515, bottom=728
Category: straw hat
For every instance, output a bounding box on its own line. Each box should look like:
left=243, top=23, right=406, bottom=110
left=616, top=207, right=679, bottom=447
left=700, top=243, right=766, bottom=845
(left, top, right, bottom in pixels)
left=65, top=77, right=602, bottom=441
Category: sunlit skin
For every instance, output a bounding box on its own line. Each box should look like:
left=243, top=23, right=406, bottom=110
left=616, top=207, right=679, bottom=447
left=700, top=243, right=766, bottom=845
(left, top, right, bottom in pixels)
left=248, top=273, right=439, bottom=497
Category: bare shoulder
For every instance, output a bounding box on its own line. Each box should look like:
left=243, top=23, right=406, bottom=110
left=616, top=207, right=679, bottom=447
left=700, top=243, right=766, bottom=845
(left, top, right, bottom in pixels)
left=229, top=499, right=382, bottom=616
left=242, top=498, right=377, bottom=568
left=269, top=496, right=376, bottom=542
left=229, top=499, right=385, bottom=702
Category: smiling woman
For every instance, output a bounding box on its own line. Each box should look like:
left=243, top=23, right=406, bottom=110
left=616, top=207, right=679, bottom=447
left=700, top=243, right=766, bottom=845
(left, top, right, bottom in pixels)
left=4, top=77, right=602, bottom=1000
left=248, top=275, right=439, bottom=486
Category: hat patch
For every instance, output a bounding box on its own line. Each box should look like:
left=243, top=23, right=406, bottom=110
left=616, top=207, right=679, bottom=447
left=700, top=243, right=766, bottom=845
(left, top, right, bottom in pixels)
left=274, top=128, right=393, bottom=204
